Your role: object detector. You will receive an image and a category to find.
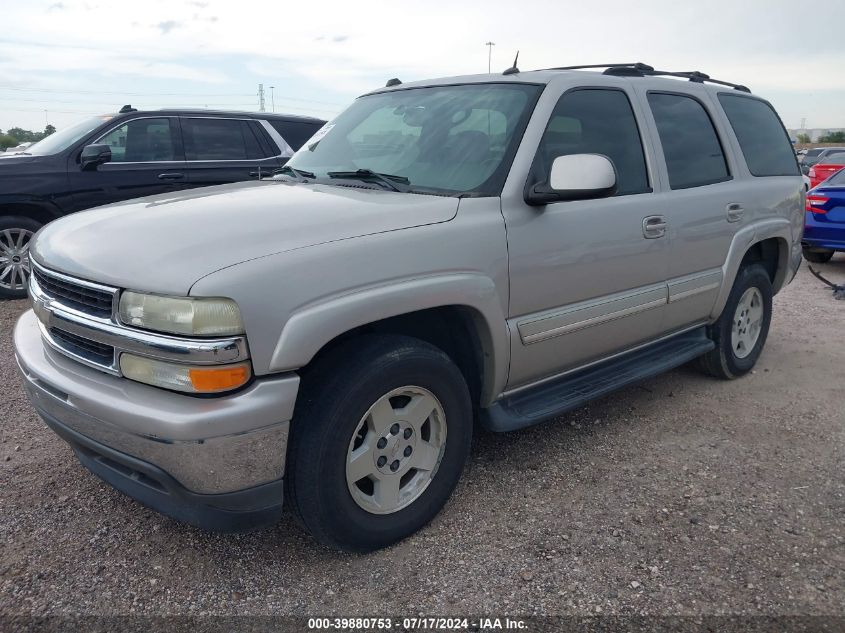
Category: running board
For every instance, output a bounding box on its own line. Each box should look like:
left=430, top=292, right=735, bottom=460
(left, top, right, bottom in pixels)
left=481, top=327, right=715, bottom=432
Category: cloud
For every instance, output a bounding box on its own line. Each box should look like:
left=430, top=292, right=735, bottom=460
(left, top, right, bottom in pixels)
left=47, top=2, right=65, bottom=11
left=157, top=20, right=182, bottom=34
left=332, top=35, right=348, bottom=43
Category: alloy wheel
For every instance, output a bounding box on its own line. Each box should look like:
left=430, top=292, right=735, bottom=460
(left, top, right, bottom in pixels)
left=731, top=287, right=764, bottom=359
left=345, top=386, right=447, bottom=515
left=0, top=228, right=34, bottom=292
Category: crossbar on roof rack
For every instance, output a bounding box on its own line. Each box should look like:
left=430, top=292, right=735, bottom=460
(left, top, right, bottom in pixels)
left=536, top=62, right=750, bottom=93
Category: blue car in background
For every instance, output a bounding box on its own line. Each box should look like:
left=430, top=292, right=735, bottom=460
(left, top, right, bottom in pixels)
left=803, top=167, right=845, bottom=263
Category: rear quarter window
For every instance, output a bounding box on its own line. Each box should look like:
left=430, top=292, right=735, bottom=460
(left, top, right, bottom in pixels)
left=270, top=120, right=326, bottom=152
left=718, top=94, right=799, bottom=177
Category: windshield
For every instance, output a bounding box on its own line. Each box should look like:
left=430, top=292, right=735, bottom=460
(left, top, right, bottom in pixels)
left=285, top=83, right=541, bottom=196
left=23, top=115, right=113, bottom=155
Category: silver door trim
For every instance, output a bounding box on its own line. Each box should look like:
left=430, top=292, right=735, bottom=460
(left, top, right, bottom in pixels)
left=517, top=283, right=668, bottom=345
left=667, top=269, right=723, bottom=303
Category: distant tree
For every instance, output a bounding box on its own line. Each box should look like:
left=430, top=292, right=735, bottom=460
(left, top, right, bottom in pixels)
left=818, top=131, right=845, bottom=143
left=0, top=133, right=18, bottom=149
left=44, top=124, right=56, bottom=136
left=6, top=127, right=37, bottom=142
left=796, top=133, right=811, bottom=144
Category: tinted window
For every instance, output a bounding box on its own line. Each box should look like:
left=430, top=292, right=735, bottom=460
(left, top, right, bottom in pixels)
left=822, top=152, right=845, bottom=164
left=97, top=118, right=175, bottom=162
left=182, top=118, right=258, bottom=160
left=827, top=167, right=845, bottom=185
left=536, top=89, right=650, bottom=195
left=648, top=93, right=729, bottom=189
left=718, top=95, right=798, bottom=177
left=270, top=120, right=325, bottom=152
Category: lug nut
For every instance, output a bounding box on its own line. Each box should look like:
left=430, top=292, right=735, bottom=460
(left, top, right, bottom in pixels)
left=390, top=460, right=400, bottom=472
left=390, top=423, right=400, bottom=435
left=403, top=428, right=412, bottom=439
left=404, top=446, right=412, bottom=457
left=377, top=437, right=388, bottom=449
left=377, top=456, right=387, bottom=468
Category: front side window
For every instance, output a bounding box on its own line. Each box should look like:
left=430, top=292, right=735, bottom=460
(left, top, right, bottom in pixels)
left=285, top=83, right=542, bottom=196
left=534, top=88, right=650, bottom=196
left=97, top=118, right=176, bottom=162
left=648, top=93, right=729, bottom=189
left=718, top=94, right=798, bottom=177
left=182, top=118, right=264, bottom=161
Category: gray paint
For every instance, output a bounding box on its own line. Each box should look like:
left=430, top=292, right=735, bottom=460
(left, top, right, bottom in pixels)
left=15, top=68, right=803, bottom=501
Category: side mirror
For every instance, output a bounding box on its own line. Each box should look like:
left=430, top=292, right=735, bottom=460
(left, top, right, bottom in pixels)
left=80, top=144, right=112, bottom=170
left=525, top=153, right=617, bottom=206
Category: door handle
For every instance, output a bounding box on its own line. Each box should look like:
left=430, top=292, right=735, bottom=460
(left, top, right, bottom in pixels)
left=157, top=172, right=185, bottom=181
left=642, top=215, right=667, bottom=239
left=726, top=203, right=744, bottom=222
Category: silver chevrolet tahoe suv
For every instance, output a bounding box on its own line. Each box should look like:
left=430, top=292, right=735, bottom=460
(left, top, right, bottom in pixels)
left=14, top=63, right=803, bottom=552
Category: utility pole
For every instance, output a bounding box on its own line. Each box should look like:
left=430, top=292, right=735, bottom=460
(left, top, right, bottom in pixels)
left=485, top=41, right=495, bottom=73
left=270, top=86, right=275, bottom=113
left=800, top=117, right=806, bottom=130
left=258, top=84, right=266, bottom=112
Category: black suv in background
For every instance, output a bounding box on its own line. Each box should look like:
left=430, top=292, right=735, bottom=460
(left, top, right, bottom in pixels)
left=0, top=107, right=325, bottom=297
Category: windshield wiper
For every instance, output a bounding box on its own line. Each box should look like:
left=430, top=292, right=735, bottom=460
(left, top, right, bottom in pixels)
left=274, top=165, right=315, bottom=181
left=327, top=169, right=410, bottom=192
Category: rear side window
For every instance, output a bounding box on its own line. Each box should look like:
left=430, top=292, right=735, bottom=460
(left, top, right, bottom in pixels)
left=718, top=95, right=798, bottom=177
left=182, top=118, right=262, bottom=161
left=648, top=93, right=729, bottom=189
left=270, top=120, right=326, bottom=151
left=536, top=88, right=650, bottom=195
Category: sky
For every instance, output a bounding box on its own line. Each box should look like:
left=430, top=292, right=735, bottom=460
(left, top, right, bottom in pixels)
left=1, top=0, right=843, bottom=134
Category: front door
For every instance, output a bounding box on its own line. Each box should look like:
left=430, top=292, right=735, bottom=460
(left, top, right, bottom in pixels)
left=502, top=87, right=670, bottom=390
left=67, top=116, right=186, bottom=211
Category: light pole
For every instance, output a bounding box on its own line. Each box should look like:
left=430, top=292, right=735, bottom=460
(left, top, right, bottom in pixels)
left=485, top=41, right=495, bottom=73
left=270, top=86, right=276, bottom=113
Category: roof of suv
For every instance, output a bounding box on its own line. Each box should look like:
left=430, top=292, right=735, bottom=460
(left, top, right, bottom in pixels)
left=369, top=64, right=758, bottom=98
left=106, top=108, right=325, bottom=124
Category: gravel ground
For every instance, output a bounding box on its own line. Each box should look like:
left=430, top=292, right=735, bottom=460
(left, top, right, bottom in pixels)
left=1, top=258, right=843, bottom=619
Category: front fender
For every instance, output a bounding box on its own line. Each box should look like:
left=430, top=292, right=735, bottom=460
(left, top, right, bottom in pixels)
left=270, top=273, right=510, bottom=403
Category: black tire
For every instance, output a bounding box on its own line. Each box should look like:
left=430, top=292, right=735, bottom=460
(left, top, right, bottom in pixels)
left=285, top=334, right=472, bottom=552
left=697, top=263, right=773, bottom=380
left=0, top=215, right=42, bottom=300
left=802, top=247, right=835, bottom=264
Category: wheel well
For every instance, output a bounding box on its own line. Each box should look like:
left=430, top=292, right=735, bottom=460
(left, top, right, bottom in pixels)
left=740, top=237, right=781, bottom=284
left=0, top=203, right=58, bottom=226
left=301, top=306, right=488, bottom=409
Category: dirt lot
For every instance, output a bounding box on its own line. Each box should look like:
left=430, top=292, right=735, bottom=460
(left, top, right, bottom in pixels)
left=1, top=259, right=843, bottom=619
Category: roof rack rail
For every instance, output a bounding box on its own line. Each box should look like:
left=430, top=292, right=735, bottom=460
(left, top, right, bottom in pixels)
left=541, top=63, right=751, bottom=93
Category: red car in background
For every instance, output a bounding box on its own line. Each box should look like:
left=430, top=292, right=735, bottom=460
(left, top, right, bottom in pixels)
left=809, top=151, right=845, bottom=189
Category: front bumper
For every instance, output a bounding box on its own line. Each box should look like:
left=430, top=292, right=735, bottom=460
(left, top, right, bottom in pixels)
left=14, top=309, right=300, bottom=531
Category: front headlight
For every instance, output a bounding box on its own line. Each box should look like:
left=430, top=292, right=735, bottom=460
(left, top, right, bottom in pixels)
left=118, top=292, right=244, bottom=337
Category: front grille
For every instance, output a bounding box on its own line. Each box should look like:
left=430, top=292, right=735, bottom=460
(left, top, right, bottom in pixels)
left=49, top=328, right=115, bottom=366
left=34, top=268, right=113, bottom=318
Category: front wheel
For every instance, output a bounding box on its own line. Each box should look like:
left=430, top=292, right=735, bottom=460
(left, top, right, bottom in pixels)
left=285, top=334, right=472, bottom=552
left=802, top=247, right=835, bottom=264
left=697, top=264, right=773, bottom=379
left=0, top=216, right=42, bottom=300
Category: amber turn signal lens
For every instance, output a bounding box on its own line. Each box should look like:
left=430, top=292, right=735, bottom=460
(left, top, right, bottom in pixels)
left=188, top=365, right=251, bottom=393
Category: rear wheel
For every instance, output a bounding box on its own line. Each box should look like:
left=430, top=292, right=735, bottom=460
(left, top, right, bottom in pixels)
left=802, top=247, right=835, bottom=263
left=0, top=216, right=42, bottom=299
left=697, top=264, right=773, bottom=379
left=285, top=334, right=472, bottom=552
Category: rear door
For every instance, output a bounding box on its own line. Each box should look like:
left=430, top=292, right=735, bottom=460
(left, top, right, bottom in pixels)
left=180, top=116, right=280, bottom=188
left=67, top=116, right=186, bottom=210
left=633, top=88, right=748, bottom=332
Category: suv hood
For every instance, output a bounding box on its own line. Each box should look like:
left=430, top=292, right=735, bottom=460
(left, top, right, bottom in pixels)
left=32, top=180, right=459, bottom=295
